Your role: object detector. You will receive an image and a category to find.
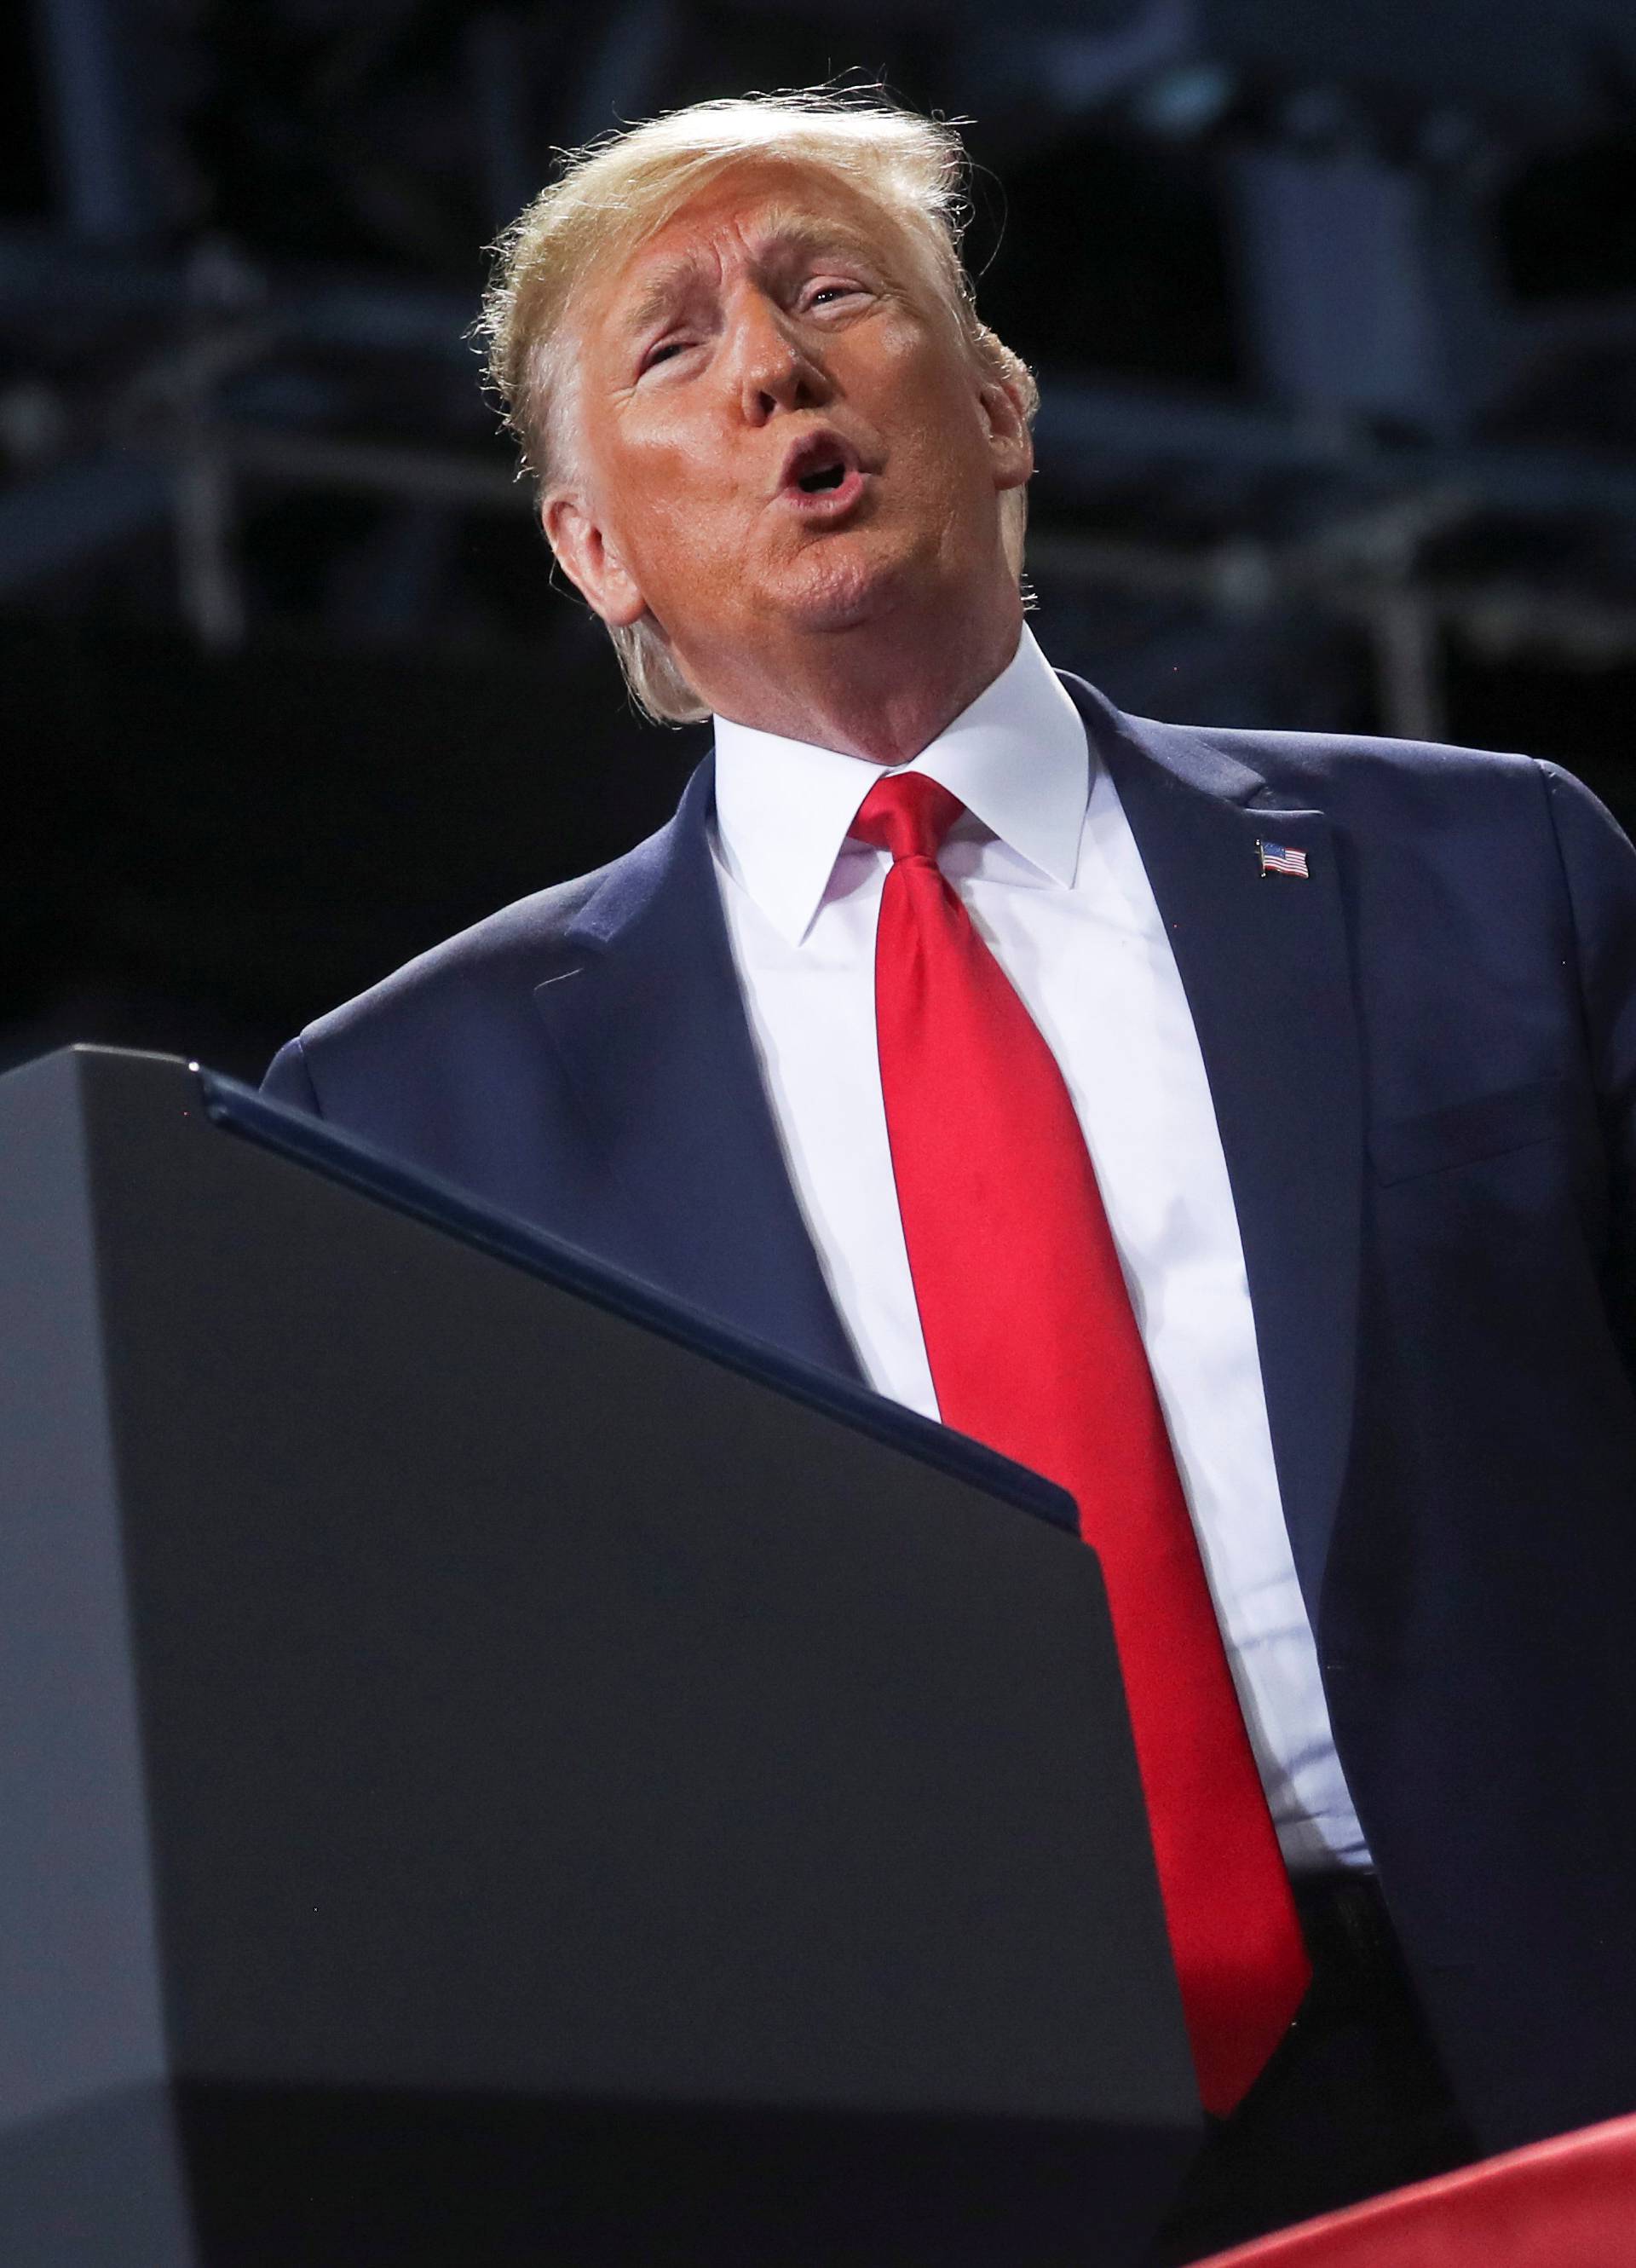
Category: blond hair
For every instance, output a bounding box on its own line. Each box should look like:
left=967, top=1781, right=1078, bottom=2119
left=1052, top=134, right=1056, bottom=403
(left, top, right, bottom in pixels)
left=477, top=89, right=1038, bottom=724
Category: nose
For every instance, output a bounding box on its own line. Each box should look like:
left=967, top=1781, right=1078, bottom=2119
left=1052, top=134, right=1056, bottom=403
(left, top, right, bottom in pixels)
left=726, top=288, right=831, bottom=424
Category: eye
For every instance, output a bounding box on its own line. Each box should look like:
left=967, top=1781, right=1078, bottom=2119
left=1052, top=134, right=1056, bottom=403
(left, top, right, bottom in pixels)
left=802, top=280, right=864, bottom=312
left=639, top=336, right=694, bottom=374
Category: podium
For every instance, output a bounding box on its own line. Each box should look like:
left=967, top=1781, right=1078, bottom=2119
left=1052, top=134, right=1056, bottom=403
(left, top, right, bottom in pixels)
left=0, top=1045, right=1200, bottom=2265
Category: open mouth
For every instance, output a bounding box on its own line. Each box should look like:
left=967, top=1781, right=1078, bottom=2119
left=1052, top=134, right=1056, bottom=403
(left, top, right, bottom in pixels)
left=779, top=430, right=867, bottom=513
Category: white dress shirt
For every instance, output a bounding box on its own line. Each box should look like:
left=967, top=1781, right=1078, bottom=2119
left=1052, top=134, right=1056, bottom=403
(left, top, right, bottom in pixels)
left=710, top=627, right=1369, bottom=1873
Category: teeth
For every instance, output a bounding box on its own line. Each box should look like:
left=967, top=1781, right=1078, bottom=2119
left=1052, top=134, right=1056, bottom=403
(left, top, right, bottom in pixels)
left=798, top=461, right=846, bottom=493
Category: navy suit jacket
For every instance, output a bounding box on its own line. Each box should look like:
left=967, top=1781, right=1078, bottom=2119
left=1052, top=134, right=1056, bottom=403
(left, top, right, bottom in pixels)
left=265, top=673, right=1636, bottom=2152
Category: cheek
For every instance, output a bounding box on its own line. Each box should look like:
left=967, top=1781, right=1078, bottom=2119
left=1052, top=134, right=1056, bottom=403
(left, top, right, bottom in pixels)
left=619, top=472, right=767, bottom=627
left=608, top=438, right=734, bottom=581
left=586, top=383, right=722, bottom=511
left=863, top=328, right=985, bottom=454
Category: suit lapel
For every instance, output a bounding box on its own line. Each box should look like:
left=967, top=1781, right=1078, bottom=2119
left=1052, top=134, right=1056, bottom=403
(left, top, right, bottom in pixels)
left=532, top=758, right=863, bottom=1383
left=1064, top=677, right=1364, bottom=1612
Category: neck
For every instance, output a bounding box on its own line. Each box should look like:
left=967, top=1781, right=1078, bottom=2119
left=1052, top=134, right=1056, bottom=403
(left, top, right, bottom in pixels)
left=689, top=583, right=1025, bottom=767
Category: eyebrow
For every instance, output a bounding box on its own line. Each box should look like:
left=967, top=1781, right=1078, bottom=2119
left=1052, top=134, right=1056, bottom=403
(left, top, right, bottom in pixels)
left=613, top=214, right=890, bottom=343
left=618, top=255, right=709, bottom=343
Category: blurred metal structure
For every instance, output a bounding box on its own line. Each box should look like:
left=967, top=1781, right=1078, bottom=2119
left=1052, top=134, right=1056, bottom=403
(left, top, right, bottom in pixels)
left=4, top=0, right=1636, bottom=738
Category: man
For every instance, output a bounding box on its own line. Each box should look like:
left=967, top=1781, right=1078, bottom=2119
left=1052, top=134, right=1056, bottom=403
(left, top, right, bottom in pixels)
left=264, top=90, right=1636, bottom=2259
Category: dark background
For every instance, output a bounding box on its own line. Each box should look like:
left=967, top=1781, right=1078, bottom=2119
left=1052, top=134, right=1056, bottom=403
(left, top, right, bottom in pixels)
left=6, top=0, right=1636, bottom=1080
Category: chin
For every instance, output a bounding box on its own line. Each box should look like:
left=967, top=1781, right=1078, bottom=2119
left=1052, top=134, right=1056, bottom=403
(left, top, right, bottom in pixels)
left=776, top=534, right=919, bottom=636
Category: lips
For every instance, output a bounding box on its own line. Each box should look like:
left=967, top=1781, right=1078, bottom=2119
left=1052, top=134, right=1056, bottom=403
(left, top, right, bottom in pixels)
left=777, top=429, right=868, bottom=518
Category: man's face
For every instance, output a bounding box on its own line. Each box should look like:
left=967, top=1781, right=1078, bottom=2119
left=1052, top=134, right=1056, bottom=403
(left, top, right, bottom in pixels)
left=546, top=163, right=1031, bottom=678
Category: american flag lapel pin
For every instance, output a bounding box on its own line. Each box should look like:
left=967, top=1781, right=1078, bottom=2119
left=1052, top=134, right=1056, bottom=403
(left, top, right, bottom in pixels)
left=1257, top=839, right=1310, bottom=879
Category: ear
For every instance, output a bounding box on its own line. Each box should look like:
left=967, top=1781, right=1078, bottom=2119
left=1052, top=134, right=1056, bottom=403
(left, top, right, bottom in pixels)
left=978, top=376, right=1034, bottom=497
left=542, top=492, right=648, bottom=629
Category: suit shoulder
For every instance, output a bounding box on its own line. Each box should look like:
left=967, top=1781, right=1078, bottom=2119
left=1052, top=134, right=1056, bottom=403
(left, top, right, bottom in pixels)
left=1069, top=673, right=1547, bottom=829
left=294, top=847, right=631, bottom=1057
left=268, top=750, right=714, bottom=1110
left=1181, top=718, right=1540, bottom=812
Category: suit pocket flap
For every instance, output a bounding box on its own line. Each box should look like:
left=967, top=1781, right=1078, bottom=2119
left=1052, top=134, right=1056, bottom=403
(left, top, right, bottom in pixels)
left=1368, top=1079, right=1567, bottom=1186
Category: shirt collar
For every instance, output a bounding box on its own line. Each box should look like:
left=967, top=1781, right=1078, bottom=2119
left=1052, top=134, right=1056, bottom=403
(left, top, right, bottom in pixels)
left=711, top=626, right=1091, bottom=946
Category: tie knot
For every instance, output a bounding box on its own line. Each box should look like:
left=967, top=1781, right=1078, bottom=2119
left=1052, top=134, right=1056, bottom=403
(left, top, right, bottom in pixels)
left=850, top=772, right=965, bottom=864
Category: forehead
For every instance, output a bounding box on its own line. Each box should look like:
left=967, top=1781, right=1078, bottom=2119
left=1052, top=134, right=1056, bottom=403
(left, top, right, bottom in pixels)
left=584, top=162, right=915, bottom=334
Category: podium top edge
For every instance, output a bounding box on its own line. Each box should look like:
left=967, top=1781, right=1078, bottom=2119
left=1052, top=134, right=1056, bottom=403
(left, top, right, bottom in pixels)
left=159, top=1053, right=1081, bottom=1545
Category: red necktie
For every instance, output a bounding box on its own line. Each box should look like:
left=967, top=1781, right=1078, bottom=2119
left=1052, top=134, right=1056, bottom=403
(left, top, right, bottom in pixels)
left=852, top=770, right=1311, bottom=2116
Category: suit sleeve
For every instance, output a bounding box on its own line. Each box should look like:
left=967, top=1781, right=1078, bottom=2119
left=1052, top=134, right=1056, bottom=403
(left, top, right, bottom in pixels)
left=261, top=1035, right=322, bottom=1116
left=1540, top=759, right=1636, bottom=1365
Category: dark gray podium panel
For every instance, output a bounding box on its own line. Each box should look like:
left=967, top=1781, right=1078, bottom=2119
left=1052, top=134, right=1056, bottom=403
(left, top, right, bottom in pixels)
left=0, top=1046, right=1199, bottom=2266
